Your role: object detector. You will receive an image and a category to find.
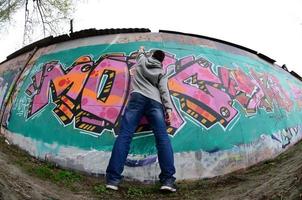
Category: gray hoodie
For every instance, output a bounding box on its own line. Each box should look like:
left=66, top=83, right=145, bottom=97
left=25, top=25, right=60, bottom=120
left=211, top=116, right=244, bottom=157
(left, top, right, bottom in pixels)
left=130, top=52, right=173, bottom=112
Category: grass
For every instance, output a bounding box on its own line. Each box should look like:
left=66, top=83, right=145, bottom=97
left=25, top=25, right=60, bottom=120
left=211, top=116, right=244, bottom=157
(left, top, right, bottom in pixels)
left=0, top=136, right=84, bottom=189
left=126, top=187, right=144, bottom=198
left=1, top=135, right=302, bottom=199
left=26, top=163, right=83, bottom=190
left=94, top=184, right=108, bottom=194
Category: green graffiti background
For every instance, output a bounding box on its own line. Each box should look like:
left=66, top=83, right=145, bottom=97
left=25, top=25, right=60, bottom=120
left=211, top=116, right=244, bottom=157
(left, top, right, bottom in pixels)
left=7, top=41, right=302, bottom=155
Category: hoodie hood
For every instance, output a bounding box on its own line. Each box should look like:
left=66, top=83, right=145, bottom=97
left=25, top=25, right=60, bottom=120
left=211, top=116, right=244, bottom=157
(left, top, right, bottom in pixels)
left=145, top=57, right=162, bottom=69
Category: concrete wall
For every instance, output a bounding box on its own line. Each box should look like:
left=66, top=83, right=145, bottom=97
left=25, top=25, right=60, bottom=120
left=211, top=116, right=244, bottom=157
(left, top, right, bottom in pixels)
left=1, top=32, right=302, bottom=182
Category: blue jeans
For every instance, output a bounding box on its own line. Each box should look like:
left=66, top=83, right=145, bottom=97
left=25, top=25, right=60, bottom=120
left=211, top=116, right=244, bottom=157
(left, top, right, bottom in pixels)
left=106, top=92, right=176, bottom=185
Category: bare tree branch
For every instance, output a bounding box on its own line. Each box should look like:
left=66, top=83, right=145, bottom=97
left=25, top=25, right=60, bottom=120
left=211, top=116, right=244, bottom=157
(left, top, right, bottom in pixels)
left=35, top=0, right=45, bottom=36
left=1, top=0, right=73, bottom=45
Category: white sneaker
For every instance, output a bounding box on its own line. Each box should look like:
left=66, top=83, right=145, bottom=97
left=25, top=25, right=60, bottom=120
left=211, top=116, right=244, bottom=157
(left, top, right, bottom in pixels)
left=106, top=184, right=118, bottom=191
left=160, top=184, right=177, bottom=192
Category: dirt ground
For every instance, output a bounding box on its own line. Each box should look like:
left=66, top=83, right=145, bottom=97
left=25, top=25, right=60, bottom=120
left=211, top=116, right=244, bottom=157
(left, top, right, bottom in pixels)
left=0, top=135, right=302, bottom=200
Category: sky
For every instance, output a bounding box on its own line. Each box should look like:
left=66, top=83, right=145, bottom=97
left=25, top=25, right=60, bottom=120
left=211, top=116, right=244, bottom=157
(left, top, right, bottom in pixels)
left=1, top=0, right=302, bottom=75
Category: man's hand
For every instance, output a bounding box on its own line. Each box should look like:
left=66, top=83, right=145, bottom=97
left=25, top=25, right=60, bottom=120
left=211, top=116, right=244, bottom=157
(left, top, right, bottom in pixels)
left=135, top=46, right=145, bottom=60
left=165, top=109, right=172, bottom=126
left=139, top=46, right=145, bottom=52
left=129, top=67, right=136, bottom=76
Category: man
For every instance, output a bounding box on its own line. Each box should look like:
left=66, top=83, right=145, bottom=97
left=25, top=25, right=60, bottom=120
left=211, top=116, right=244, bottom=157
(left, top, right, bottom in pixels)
left=105, top=46, right=176, bottom=192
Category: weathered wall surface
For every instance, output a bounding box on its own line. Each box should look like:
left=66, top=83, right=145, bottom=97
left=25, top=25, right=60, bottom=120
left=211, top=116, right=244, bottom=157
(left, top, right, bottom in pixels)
left=1, top=32, right=302, bottom=181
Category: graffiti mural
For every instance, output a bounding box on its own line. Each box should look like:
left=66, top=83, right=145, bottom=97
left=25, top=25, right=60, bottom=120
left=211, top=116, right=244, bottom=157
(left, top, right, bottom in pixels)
left=24, top=52, right=184, bottom=136
left=0, top=69, right=22, bottom=128
left=219, top=67, right=272, bottom=114
left=2, top=34, right=302, bottom=181
left=23, top=50, right=300, bottom=137
left=287, top=80, right=302, bottom=109
left=0, top=70, right=20, bottom=107
left=169, top=56, right=237, bottom=129
left=271, top=126, right=299, bottom=148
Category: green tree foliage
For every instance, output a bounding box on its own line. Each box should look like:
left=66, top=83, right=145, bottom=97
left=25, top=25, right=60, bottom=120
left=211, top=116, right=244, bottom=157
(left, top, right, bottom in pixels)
left=0, top=0, right=23, bottom=26
left=0, top=0, right=73, bottom=45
